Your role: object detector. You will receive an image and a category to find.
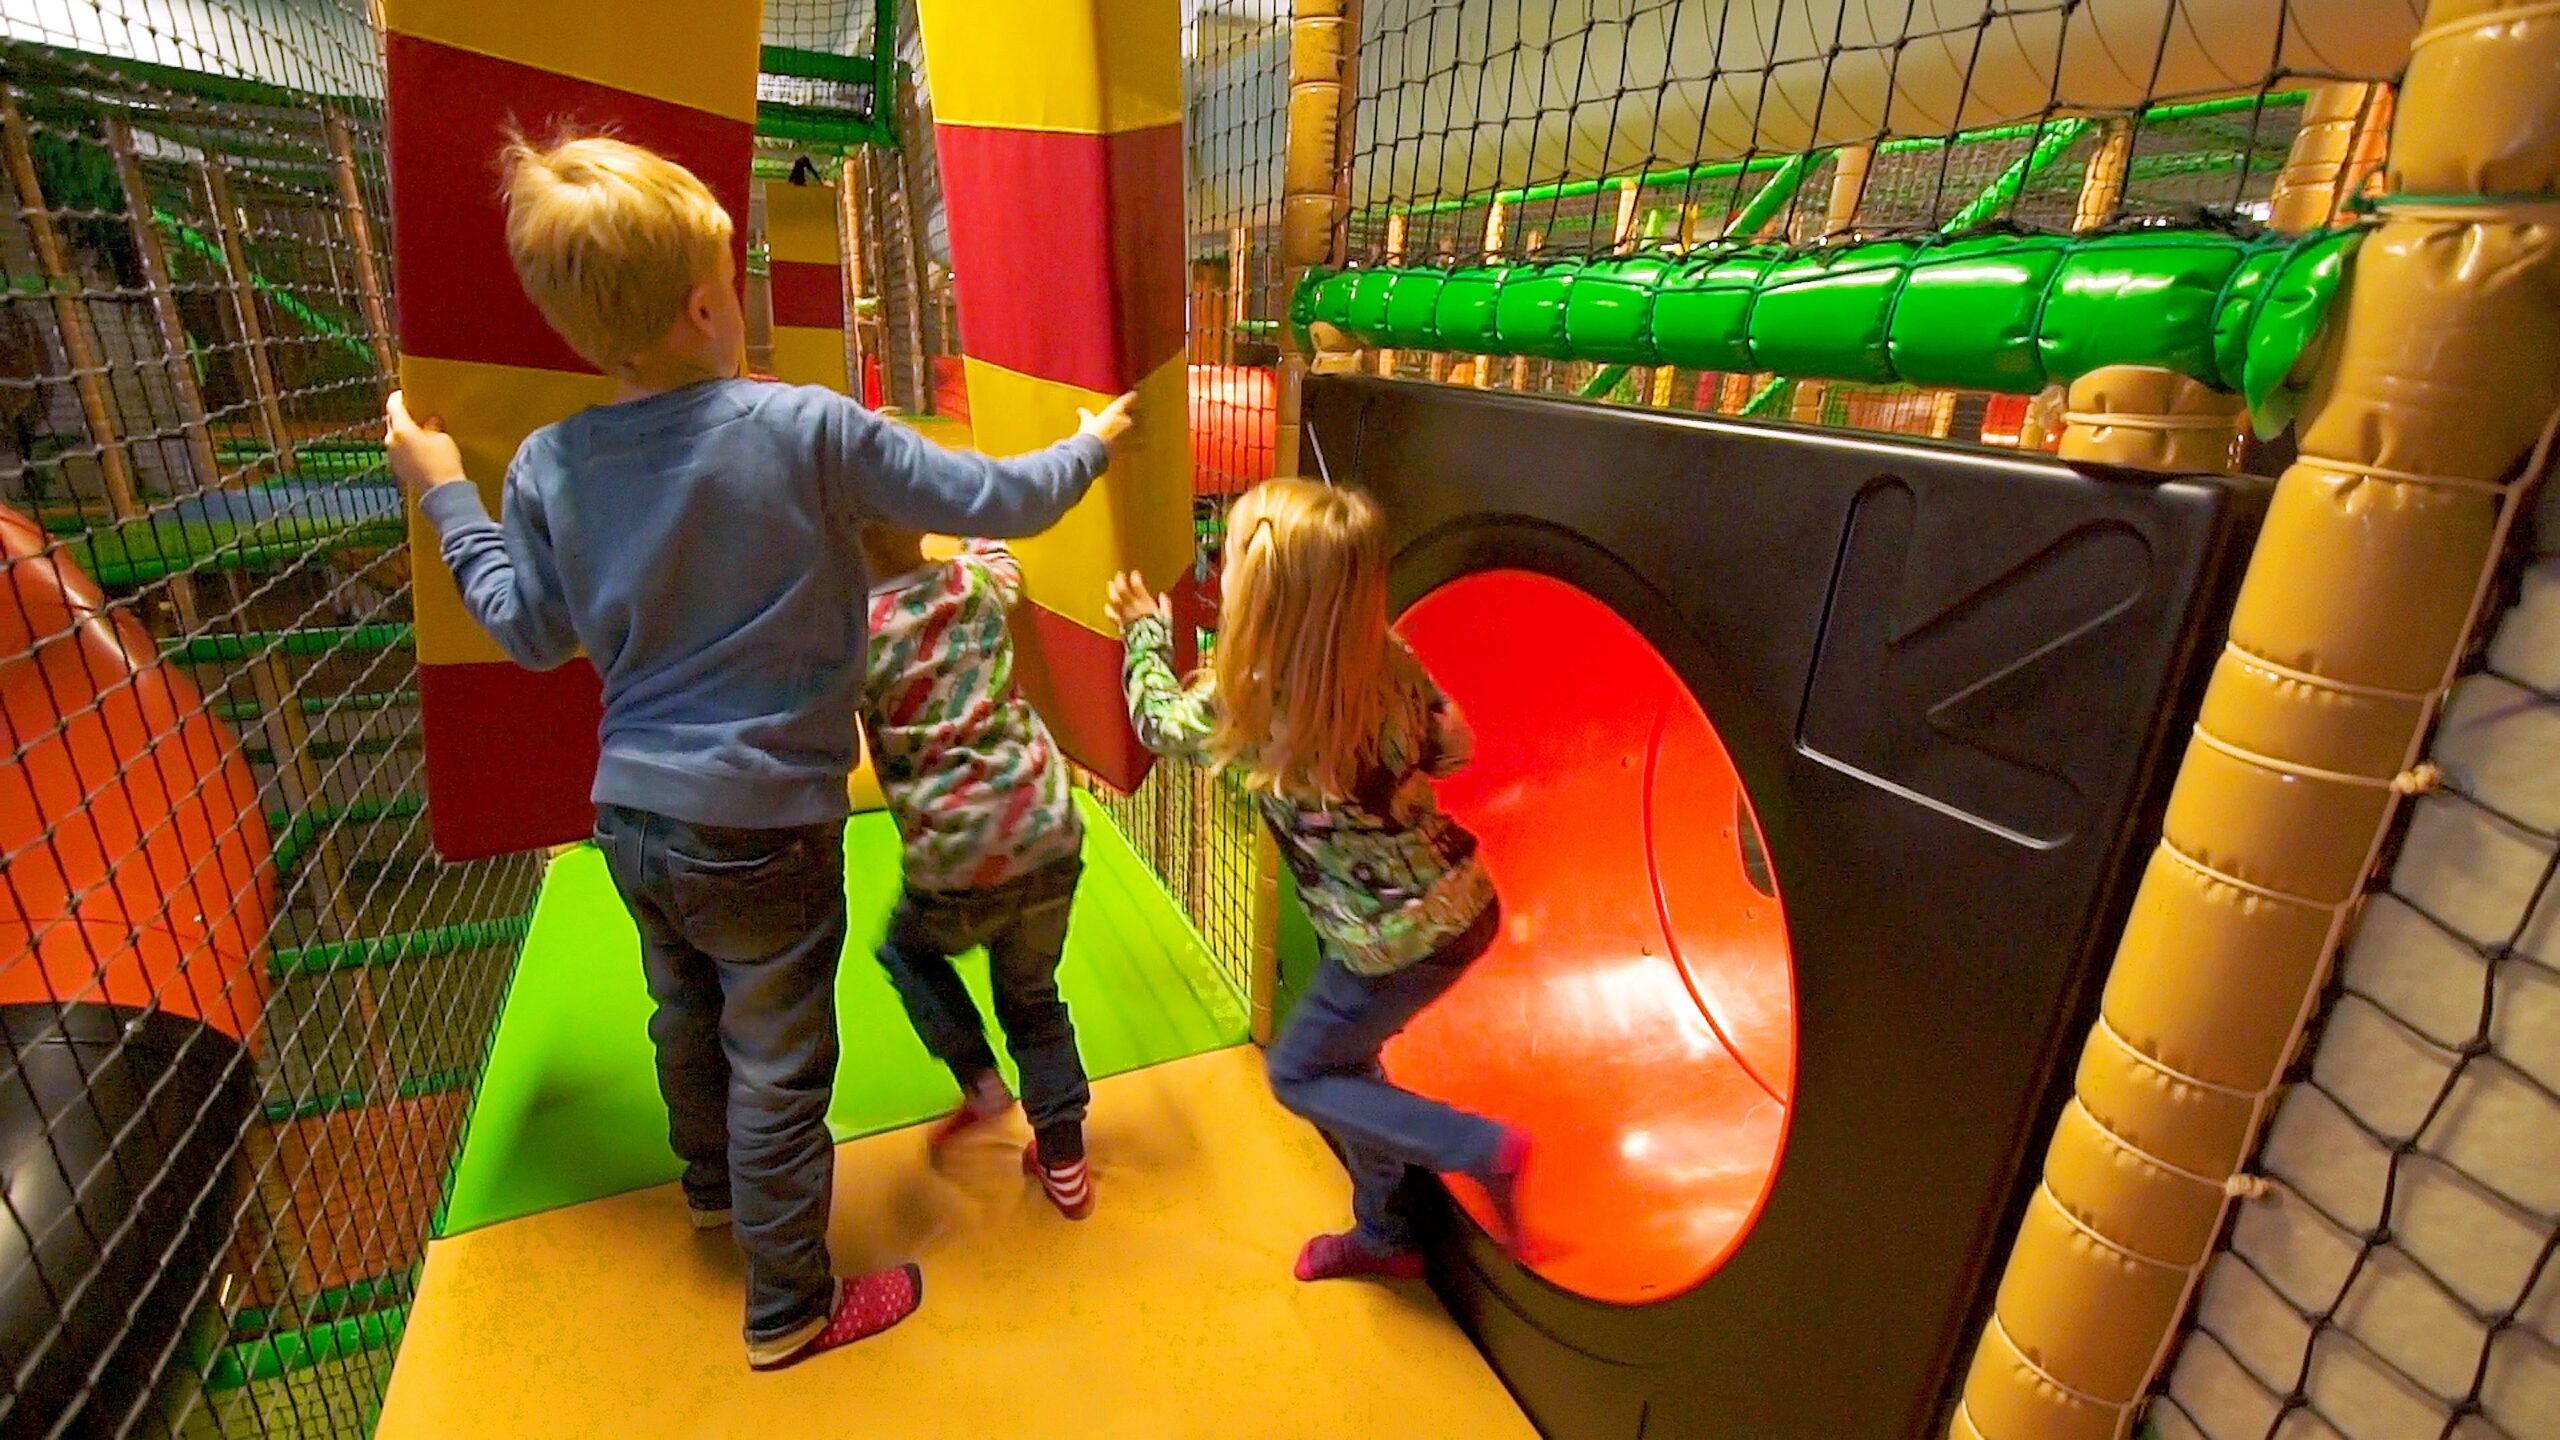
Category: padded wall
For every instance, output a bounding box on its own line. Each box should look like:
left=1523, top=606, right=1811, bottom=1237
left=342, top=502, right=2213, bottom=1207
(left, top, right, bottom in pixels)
left=1303, top=374, right=2264, bottom=1439
left=386, top=0, right=761, bottom=859
left=913, top=0, right=1195, bottom=788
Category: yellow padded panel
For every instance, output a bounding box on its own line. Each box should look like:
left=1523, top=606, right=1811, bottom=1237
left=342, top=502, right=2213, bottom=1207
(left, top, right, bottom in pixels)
left=964, top=355, right=1191, bottom=637
left=401, top=354, right=617, bottom=667
left=763, top=181, right=842, bottom=265
left=914, top=0, right=1182, bottom=136
left=770, top=326, right=851, bottom=393
left=382, top=0, right=762, bottom=123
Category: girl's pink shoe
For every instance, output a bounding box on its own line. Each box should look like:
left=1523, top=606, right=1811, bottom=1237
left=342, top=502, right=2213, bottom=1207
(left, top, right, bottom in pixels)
left=1293, top=1230, right=1424, bottom=1282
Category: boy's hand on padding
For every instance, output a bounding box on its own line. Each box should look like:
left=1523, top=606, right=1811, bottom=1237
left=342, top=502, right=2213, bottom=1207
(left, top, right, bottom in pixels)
left=1077, top=392, right=1139, bottom=452
left=1106, top=570, right=1168, bottom=631
left=384, top=391, right=469, bottom=503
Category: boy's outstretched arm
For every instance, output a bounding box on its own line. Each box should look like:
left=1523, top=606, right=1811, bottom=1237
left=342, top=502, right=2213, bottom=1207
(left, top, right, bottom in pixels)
left=1107, top=570, right=1211, bottom=763
left=386, top=392, right=581, bottom=672
left=816, top=390, right=1135, bottom=539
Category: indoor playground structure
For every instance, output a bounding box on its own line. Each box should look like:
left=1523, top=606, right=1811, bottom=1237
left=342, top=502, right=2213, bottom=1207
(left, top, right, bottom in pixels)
left=0, top=2, right=2552, bottom=1439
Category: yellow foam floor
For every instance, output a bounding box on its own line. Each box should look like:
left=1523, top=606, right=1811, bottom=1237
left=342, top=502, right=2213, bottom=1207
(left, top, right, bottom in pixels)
left=379, top=1046, right=1535, bottom=1440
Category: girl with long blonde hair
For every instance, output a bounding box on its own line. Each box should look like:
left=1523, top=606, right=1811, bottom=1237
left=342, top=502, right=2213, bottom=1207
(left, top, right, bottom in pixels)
left=1108, top=478, right=1529, bottom=1280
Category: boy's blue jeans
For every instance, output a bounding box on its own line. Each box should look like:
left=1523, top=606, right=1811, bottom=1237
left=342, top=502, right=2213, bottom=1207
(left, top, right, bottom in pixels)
left=876, top=853, right=1090, bottom=1161
left=592, top=804, right=845, bottom=1347
left=1265, top=903, right=1507, bottom=1253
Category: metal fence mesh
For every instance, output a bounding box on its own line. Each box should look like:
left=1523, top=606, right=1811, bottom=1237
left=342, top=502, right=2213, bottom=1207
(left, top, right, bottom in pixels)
left=2152, top=482, right=2560, bottom=1440
left=0, top=8, right=541, bottom=1438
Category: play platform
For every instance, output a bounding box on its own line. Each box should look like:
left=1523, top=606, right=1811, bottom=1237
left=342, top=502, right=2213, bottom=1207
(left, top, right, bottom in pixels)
left=382, top=1045, right=1535, bottom=1439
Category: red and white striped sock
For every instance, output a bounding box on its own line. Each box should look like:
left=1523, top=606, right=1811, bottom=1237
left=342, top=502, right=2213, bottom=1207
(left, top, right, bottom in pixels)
left=1023, top=1141, right=1094, bottom=1220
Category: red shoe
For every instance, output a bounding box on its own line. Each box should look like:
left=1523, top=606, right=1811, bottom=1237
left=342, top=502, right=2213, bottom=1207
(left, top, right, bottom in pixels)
left=925, top=1072, right=1014, bottom=1156
left=1022, top=1140, right=1094, bottom=1220
left=746, top=1266, right=923, bottom=1370
left=1294, top=1231, right=1424, bottom=1282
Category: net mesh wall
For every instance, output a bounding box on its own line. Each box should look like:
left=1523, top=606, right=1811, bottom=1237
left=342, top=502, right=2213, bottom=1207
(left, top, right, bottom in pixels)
left=1304, top=0, right=2409, bottom=448
left=2149, top=482, right=2560, bottom=1440
left=0, top=7, right=540, bottom=1439
left=1067, top=0, right=1292, bottom=1007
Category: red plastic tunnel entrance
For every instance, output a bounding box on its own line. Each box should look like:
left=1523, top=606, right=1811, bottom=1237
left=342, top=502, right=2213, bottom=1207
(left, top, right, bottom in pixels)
left=1386, top=569, right=1795, bottom=1305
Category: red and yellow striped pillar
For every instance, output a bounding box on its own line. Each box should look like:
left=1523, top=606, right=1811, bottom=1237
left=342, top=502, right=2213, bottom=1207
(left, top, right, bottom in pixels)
left=763, top=175, right=853, bottom=393
left=915, top=0, right=1194, bottom=790
left=384, top=0, right=762, bottom=859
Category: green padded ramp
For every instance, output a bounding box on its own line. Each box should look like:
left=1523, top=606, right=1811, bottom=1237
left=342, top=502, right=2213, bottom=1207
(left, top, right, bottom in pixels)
left=438, top=796, right=1246, bottom=1235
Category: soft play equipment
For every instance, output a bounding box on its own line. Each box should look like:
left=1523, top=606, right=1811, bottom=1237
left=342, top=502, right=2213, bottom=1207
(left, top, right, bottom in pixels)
left=1305, top=373, right=2264, bottom=1438
left=388, top=0, right=761, bottom=860
left=0, top=504, right=271, bottom=1435
left=1189, top=363, right=1277, bottom=496
left=764, top=174, right=854, bottom=393
left=915, top=0, right=1195, bottom=790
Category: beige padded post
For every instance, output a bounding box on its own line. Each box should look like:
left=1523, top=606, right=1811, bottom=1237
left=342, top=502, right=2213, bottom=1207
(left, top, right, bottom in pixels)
left=1952, top=5, right=2560, bottom=1437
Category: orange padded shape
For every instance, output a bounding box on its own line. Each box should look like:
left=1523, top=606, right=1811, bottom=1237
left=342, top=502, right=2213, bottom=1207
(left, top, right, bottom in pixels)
left=0, top=505, right=270, bottom=1041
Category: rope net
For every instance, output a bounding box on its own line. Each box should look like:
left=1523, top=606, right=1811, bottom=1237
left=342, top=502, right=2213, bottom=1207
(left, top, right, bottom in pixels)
left=1273, top=0, right=2415, bottom=448
left=1068, top=0, right=1294, bottom=1008
left=2152, top=484, right=2560, bottom=1440
left=0, top=5, right=539, bottom=1437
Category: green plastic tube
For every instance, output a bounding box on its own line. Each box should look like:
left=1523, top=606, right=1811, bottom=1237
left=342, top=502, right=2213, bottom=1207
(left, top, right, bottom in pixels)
left=1293, top=226, right=2357, bottom=425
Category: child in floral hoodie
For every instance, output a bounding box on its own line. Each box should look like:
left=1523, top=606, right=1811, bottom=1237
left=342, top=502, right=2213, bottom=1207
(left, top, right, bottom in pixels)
left=862, top=524, right=1092, bottom=1218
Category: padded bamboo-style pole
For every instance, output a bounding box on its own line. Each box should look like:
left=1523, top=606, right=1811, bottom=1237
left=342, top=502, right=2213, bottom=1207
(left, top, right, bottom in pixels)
left=1953, top=6, right=2560, bottom=1437
left=2051, top=116, right=2242, bottom=469
left=839, top=164, right=868, bottom=396
left=1823, top=142, right=1872, bottom=241
left=2269, top=83, right=2396, bottom=233
left=1376, top=211, right=1405, bottom=376
left=1474, top=196, right=1504, bottom=389
left=1275, top=0, right=1358, bottom=480
left=1263, top=0, right=1362, bottom=1032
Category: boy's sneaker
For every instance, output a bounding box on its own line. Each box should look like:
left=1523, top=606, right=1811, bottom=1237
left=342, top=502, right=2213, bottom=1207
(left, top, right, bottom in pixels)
left=744, top=1266, right=923, bottom=1371
left=1293, top=1231, right=1424, bottom=1282
left=1022, top=1140, right=1093, bottom=1220
left=686, top=1204, right=731, bottom=1231
left=925, top=1070, right=1014, bottom=1156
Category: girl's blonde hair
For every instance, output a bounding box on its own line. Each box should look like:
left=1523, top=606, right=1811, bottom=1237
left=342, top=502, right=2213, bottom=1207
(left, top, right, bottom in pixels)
left=498, top=133, right=733, bottom=370
left=1206, top=478, right=1410, bottom=801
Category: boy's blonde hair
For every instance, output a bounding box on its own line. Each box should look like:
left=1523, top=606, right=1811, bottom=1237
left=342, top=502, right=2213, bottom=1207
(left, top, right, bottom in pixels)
left=498, top=133, right=732, bottom=370
left=1206, top=478, right=1410, bottom=802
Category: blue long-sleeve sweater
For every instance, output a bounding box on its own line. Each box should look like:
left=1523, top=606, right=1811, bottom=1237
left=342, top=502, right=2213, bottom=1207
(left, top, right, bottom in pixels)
left=417, top=378, right=1107, bottom=829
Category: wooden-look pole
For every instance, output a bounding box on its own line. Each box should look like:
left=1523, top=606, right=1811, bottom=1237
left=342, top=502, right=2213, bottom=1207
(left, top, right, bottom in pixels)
left=3, top=89, right=143, bottom=523
left=110, top=119, right=358, bottom=942
left=323, top=108, right=398, bottom=376
left=200, top=158, right=297, bottom=481
left=838, top=159, right=868, bottom=399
